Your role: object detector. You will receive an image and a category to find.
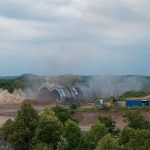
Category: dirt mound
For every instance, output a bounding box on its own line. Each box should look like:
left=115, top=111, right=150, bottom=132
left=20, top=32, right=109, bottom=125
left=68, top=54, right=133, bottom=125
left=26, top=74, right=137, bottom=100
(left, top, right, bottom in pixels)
left=74, top=110, right=150, bottom=131
left=0, top=89, right=25, bottom=104
left=23, top=99, right=57, bottom=105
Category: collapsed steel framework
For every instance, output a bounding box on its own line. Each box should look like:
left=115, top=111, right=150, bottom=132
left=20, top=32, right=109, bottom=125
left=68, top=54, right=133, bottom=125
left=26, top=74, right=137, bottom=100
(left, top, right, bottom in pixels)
left=37, top=83, right=83, bottom=103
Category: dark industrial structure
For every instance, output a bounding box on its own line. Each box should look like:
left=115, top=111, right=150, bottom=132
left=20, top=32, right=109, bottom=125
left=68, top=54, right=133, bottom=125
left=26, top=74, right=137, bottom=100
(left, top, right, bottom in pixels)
left=37, top=84, right=83, bottom=103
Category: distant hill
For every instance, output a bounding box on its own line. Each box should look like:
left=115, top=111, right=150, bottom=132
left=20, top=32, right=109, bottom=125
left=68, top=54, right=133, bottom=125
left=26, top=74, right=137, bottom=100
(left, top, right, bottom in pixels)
left=24, top=74, right=150, bottom=97
left=0, top=76, right=18, bottom=79
left=0, top=74, right=150, bottom=97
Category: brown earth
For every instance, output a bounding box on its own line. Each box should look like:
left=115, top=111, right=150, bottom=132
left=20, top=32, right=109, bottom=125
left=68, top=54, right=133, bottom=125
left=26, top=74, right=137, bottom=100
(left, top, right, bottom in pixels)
left=74, top=110, right=150, bottom=131
left=0, top=104, right=150, bottom=132
left=0, top=104, right=54, bottom=126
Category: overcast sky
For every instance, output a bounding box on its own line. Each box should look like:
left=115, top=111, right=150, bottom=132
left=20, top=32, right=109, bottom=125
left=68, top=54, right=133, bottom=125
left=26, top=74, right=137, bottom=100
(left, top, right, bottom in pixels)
left=0, top=0, right=150, bottom=76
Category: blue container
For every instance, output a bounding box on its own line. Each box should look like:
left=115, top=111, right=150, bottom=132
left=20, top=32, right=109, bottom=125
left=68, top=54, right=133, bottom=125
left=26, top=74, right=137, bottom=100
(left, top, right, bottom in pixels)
left=126, top=100, right=143, bottom=107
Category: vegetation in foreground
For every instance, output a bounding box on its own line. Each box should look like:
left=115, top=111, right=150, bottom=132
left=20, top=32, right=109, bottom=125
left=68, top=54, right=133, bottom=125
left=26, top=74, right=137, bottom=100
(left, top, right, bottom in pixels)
left=78, top=105, right=150, bottom=111
left=0, top=102, right=150, bottom=150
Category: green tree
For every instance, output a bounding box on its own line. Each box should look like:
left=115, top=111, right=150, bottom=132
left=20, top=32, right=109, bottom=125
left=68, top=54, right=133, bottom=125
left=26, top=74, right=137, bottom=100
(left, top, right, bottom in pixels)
left=57, top=136, right=68, bottom=150
left=69, top=103, right=80, bottom=114
left=87, top=121, right=108, bottom=149
left=78, top=133, right=91, bottom=150
left=96, top=134, right=123, bottom=150
left=34, top=108, right=63, bottom=149
left=2, top=119, right=14, bottom=142
left=120, top=91, right=150, bottom=98
left=39, top=107, right=56, bottom=120
left=0, top=76, right=25, bottom=93
left=123, top=111, right=150, bottom=130
left=98, top=116, right=119, bottom=136
left=52, top=105, right=72, bottom=123
left=126, top=129, right=150, bottom=150
left=119, top=127, right=135, bottom=145
left=62, top=119, right=82, bottom=150
left=34, top=143, right=53, bottom=150
left=10, top=102, right=38, bottom=150
left=2, top=103, right=38, bottom=150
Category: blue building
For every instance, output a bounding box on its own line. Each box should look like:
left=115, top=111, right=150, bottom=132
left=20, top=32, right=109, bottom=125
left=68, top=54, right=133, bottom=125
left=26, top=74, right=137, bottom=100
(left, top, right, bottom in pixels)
left=126, top=99, right=150, bottom=107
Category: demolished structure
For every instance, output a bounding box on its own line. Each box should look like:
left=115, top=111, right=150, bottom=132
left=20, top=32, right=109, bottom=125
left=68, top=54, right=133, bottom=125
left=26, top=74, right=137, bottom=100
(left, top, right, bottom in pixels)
left=37, top=84, right=83, bottom=103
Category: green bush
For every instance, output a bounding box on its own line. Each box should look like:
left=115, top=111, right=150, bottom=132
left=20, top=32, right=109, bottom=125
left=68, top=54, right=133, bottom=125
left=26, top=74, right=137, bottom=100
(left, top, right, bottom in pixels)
left=87, top=121, right=108, bottom=149
left=52, top=105, right=72, bottom=123
left=98, top=116, right=120, bottom=136
left=34, top=143, right=53, bottom=150
left=123, top=111, right=150, bottom=130
left=0, top=76, right=25, bottom=93
left=119, top=91, right=150, bottom=98
left=1, top=102, right=38, bottom=150
left=34, top=108, right=63, bottom=149
left=61, top=119, right=82, bottom=150
left=125, top=130, right=150, bottom=150
left=96, top=134, right=123, bottom=150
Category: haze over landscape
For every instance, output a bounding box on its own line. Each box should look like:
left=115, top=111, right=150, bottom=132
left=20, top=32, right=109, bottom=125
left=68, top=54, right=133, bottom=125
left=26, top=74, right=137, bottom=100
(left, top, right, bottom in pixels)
left=0, top=0, right=150, bottom=76
left=0, top=1, right=150, bottom=150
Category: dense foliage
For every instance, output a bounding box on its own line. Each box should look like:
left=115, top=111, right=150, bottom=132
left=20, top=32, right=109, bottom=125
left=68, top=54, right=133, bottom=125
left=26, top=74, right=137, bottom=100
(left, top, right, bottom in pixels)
left=61, top=119, right=82, bottom=150
left=34, top=143, right=53, bottom=150
left=98, top=116, right=120, bottom=136
left=1, top=104, right=150, bottom=150
left=123, top=111, right=150, bottom=130
left=0, top=77, right=25, bottom=93
left=96, top=134, right=123, bottom=150
left=52, top=106, right=72, bottom=124
left=1, top=102, right=38, bottom=150
left=34, top=108, right=63, bottom=149
left=86, top=121, right=108, bottom=149
left=119, top=90, right=150, bottom=98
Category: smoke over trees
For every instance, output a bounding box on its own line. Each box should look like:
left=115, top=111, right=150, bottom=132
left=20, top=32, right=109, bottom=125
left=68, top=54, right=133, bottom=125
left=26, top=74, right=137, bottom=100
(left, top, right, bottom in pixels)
left=76, top=75, right=150, bottom=99
left=0, top=75, right=150, bottom=104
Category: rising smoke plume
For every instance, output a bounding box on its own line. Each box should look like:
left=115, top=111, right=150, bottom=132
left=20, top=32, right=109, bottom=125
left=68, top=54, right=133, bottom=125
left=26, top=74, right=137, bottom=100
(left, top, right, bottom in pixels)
left=27, top=75, right=148, bottom=100
left=0, top=89, right=25, bottom=104
left=0, top=75, right=147, bottom=104
left=77, top=75, right=144, bottom=98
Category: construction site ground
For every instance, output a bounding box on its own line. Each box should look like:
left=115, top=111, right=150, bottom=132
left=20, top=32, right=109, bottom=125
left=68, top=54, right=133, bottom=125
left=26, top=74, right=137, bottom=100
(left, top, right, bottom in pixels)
left=0, top=104, right=150, bottom=131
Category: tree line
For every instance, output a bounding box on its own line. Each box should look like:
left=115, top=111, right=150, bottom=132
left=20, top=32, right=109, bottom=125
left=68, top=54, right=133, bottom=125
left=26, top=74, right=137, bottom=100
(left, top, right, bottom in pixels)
left=0, top=103, right=150, bottom=150
left=0, top=77, right=25, bottom=93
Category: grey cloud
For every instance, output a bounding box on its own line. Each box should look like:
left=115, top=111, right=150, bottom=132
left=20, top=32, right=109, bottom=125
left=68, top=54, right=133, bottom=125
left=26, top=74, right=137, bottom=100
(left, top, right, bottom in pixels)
left=0, top=0, right=78, bottom=22
left=0, top=0, right=150, bottom=75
